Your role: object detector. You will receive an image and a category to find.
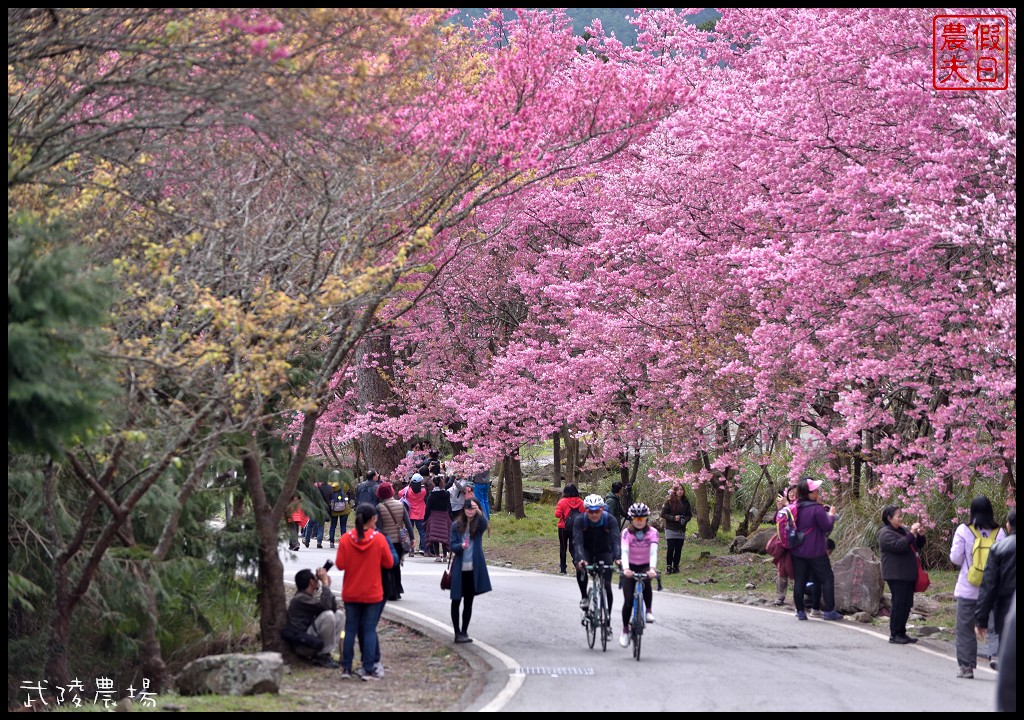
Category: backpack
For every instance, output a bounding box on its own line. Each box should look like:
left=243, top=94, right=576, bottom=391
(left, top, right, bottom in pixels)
left=967, top=525, right=996, bottom=586
left=330, top=490, right=348, bottom=514
left=564, top=505, right=582, bottom=533
left=355, top=481, right=379, bottom=507
left=776, top=503, right=805, bottom=549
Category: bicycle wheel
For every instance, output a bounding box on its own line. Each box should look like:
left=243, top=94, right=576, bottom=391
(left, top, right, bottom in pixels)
left=598, top=589, right=609, bottom=652
left=632, top=595, right=644, bottom=661
left=585, top=589, right=597, bottom=649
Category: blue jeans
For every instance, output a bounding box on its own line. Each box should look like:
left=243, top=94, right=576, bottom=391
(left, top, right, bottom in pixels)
left=328, top=514, right=349, bottom=543
left=343, top=601, right=383, bottom=673
left=303, top=519, right=323, bottom=545
left=411, top=519, right=426, bottom=553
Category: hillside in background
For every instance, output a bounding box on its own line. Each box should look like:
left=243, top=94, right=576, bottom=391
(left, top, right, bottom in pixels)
left=456, top=8, right=721, bottom=46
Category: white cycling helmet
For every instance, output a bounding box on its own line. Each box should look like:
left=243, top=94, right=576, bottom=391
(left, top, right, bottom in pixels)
left=583, top=494, right=605, bottom=511
left=628, top=502, right=650, bottom=518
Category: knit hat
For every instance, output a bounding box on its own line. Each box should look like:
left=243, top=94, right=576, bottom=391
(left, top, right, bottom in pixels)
left=376, top=482, right=395, bottom=500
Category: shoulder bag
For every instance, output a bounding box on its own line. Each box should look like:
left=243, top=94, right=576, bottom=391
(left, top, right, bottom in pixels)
left=440, top=554, right=453, bottom=591
left=913, top=546, right=930, bottom=593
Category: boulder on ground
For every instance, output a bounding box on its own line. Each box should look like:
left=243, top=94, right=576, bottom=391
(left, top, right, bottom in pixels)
left=833, top=547, right=884, bottom=615
left=176, top=652, right=283, bottom=697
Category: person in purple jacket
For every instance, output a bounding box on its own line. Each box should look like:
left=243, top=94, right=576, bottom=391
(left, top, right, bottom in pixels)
left=791, top=477, right=842, bottom=622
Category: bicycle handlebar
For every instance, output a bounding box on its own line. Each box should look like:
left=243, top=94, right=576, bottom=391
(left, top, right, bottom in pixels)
left=618, top=568, right=663, bottom=591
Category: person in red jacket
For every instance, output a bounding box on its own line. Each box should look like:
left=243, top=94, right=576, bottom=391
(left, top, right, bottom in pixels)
left=335, top=502, right=395, bottom=681
left=555, top=484, right=586, bottom=574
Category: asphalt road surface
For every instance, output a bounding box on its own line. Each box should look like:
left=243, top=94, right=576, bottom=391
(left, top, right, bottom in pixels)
left=281, top=545, right=1003, bottom=712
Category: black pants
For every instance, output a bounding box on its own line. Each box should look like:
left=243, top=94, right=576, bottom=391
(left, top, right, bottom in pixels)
left=558, top=527, right=576, bottom=571
left=385, top=547, right=405, bottom=600
left=451, top=570, right=476, bottom=635
left=792, top=554, right=834, bottom=613
left=666, top=538, right=684, bottom=569
left=887, top=578, right=915, bottom=637
left=579, top=555, right=615, bottom=612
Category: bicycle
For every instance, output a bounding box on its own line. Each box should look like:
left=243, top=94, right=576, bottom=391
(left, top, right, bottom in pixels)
left=622, top=568, right=662, bottom=661
left=580, top=561, right=613, bottom=651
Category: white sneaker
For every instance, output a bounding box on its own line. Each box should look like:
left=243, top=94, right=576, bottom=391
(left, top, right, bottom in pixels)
left=619, top=633, right=629, bottom=648
left=372, top=661, right=385, bottom=679
left=579, top=597, right=589, bottom=610
left=645, top=611, right=655, bottom=623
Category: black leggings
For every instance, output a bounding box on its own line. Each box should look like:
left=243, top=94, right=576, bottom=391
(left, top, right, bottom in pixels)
left=579, top=560, right=615, bottom=613
left=451, top=571, right=476, bottom=635
left=666, top=538, right=684, bottom=568
left=621, top=566, right=653, bottom=630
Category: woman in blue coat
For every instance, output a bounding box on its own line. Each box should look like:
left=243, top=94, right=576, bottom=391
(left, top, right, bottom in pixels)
left=449, top=497, right=492, bottom=643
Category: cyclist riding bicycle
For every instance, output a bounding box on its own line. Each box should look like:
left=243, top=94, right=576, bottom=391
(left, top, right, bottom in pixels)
left=574, top=493, right=621, bottom=615
left=620, top=502, right=659, bottom=648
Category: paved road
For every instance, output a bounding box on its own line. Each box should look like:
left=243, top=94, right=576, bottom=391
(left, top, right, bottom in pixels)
left=281, top=545, right=1002, bottom=712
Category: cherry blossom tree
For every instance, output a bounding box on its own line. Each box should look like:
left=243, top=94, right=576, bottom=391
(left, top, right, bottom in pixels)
left=321, top=8, right=1015, bottom=529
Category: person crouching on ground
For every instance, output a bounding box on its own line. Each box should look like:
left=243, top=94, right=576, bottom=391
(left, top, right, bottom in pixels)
left=281, top=566, right=343, bottom=668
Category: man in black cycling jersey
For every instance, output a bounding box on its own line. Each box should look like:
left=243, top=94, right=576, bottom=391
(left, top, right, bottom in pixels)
left=573, top=494, right=622, bottom=616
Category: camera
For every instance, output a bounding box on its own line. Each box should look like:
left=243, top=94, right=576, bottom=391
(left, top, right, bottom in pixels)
left=323, top=560, right=333, bottom=572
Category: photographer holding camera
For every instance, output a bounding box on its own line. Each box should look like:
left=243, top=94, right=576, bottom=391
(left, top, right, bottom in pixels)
left=282, top=561, right=342, bottom=669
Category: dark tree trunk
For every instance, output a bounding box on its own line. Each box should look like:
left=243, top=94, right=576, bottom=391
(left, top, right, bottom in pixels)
left=244, top=440, right=288, bottom=653
left=493, top=459, right=506, bottom=513
left=552, top=431, right=562, bottom=487
left=693, top=456, right=713, bottom=539
left=356, top=335, right=405, bottom=476
left=137, top=562, right=170, bottom=692
left=502, top=454, right=526, bottom=519
left=711, top=476, right=724, bottom=536
left=560, top=429, right=577, bottom=486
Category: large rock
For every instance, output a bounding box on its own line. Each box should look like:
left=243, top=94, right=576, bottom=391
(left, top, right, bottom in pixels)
left=176, top=652, right=283, bottom=696
left=833, top=547, right=884, bottom=615
left=738, top=529, right=775, bottom=554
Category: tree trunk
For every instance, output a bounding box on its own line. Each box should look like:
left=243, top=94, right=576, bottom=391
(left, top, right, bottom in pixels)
left=619, top=450, right=629, bottom=487
left=560, top=428, right=577, bottom=486
left=629, top=445, right=641, bottom=486
left=136, top=562, right=170, bottom=692
left=493, top=458, right=506, bottom=513
left=502, top=454, right=526, bottom=519
left=244, top=439, right=288, bottom=653
left=552, top=431, right=562, bottom=487
left=356, top=335, right=405, bottom=476
left=711, top=477, right=724, bottom=536
left=447, top=422, right=469, bottom=457
left=721, top=471, right=732, bottom=533
left=692, top=457, right=713, bottom=539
